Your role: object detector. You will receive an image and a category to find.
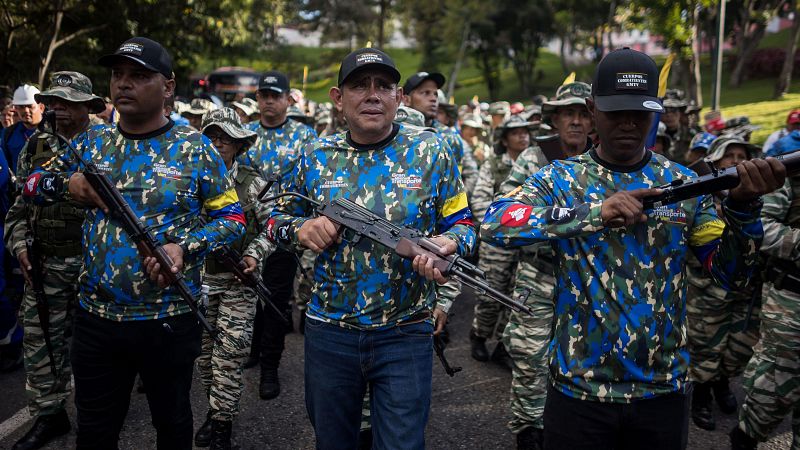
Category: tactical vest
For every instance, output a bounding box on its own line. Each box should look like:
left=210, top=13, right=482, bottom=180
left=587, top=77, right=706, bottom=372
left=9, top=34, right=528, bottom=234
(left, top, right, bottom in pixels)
left=29, top=133, right=84, bottom=257
left=786, top=175, right=800, bottom=228
left=489, top=153, right=512, bottom=194
left=205, top=165, right=261, bottom=275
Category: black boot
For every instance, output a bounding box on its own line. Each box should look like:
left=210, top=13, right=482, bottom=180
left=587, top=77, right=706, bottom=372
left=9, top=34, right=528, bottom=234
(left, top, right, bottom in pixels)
left=195, top=410, right=213, bottom=447
left=691, top=382, right=715, bottom=431
left=516, top=427, right=544, bottom=450
left=712, top=376, right=738, bottom=414
left=729, top=425, right=758, bottom=450
left=259, top=367, right=280, bottom=400
left=491, top=342, right=513, bottom=371
left=209, top=419, right=232, bottom=450
left=12, top=410, right=71, bottom=450
left=470, top=331, right=489, bottom=362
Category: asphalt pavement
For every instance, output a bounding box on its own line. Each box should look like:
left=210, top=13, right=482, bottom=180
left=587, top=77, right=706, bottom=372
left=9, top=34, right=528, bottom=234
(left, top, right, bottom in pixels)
left=0, top=287, right=793, bottom=449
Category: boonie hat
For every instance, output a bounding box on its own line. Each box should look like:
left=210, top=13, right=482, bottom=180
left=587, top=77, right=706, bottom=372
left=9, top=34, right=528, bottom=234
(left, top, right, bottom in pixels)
left=591, top=47, right=664, bottom=113
left=338, top=48, right=401, bottom=86
left=258, top=71, right=290, bottom=94
left=12, top=84, right=40, bottom=106
left=705, top=134, right=759, bottom=163
left=489, top=101, right=510, bottom=116
left=403, top=72, right=445, bottom=94
left=543, top=82, right=591, bottom=116
left=36, top=71, right=105, bottom=114
left=99, top=37, right=173, bottom=79
left=201, top=107, right=257, bottom=149
left=185, top=98, right=218, bottom=116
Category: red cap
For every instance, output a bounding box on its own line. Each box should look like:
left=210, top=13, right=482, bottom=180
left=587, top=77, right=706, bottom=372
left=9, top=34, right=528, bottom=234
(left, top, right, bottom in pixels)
left=510, top=102, right=525, bottom=114
left=705, top=117, right=726, bottom=133
left=787, top=109, right=800, bottom=125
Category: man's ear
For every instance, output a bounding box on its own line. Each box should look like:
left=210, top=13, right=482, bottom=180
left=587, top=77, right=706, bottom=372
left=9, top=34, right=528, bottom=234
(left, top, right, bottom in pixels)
left=164, top=77, right=176, bottom=101
left=329, top=86, right=343, bottom=110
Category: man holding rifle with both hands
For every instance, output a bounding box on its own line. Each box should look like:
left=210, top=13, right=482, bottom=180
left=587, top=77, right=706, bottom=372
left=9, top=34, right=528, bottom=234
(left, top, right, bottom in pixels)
left=22, top=37, right=245, bottom=450
left=480, top=48, right=788, bottom=449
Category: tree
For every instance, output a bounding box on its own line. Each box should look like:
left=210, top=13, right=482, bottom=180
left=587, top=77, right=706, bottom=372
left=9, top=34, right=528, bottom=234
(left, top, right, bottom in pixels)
left=728, top=0, right=787, bottom=87
left=774, top=1, right=800, bottom=98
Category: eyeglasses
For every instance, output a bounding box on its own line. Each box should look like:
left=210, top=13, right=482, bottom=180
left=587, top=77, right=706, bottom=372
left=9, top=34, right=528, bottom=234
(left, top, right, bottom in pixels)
left=205, top=133, right=234, bottom=145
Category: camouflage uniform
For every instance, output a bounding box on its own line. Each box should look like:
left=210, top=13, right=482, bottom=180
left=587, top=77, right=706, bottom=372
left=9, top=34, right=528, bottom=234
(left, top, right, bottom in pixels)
left=481, top=149, right=764, bottom=403
left=495, top=145, right=556, bottom=434
left=470, top=153, right=518, bottom=340
left=269, top=122, right=475, bottom=446
left=432, top=119, right=478, bottom=193
left=28, top=122, right=246, bottom=320
left=4, top=72, right=104, bottom=420
left=687, top=135, right=762, bottom=387
left=738, top=176, right=800, bottom=447
left=240, top=118, right=317, bottom=184
left=197, top=163, right=274, bottom=421
left=5, top=132, right=84, bottom=417
left=195, top=108, right=276, bottom=423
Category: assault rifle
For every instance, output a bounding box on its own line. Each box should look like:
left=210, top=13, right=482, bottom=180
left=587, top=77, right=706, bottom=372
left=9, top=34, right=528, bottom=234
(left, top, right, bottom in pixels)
left=261, top=193, right=534, bottom=316
left=197, top=216, right=288, bottom=325
left=643, top=150, right=800, bottom=210
left=24, top=230, right=59, bottom=379
left=39, top=111, right=217, bottom=338
left=433, top=334, right=462, bottom=377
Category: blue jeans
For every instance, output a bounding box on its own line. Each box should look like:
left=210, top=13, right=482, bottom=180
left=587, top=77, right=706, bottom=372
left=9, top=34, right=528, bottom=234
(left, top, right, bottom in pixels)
left=304, top=318, right=433, bottom=450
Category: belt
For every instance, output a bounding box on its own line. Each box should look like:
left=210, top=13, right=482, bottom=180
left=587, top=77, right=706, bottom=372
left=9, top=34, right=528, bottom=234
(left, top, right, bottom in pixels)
left=766, top=267, right=800, bottom=295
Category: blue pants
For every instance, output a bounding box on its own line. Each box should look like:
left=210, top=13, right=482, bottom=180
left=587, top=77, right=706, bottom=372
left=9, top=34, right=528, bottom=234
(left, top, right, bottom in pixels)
left=304, top=318, right=433, bottom=450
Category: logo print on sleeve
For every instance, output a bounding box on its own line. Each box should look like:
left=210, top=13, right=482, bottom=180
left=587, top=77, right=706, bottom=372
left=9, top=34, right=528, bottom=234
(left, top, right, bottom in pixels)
left=501, top=204, right=533, bottom=227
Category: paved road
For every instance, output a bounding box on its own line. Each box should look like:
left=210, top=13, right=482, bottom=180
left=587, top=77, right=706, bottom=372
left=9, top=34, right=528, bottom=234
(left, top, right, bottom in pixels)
left=0, top=287, right=793, bottom=449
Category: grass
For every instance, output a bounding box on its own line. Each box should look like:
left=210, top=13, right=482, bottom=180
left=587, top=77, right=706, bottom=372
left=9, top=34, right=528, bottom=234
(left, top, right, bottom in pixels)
left=721, top=92, right=800, bottom=144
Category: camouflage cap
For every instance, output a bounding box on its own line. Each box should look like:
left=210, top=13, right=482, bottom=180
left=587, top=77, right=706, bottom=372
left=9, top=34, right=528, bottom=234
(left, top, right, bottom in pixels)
left=35, top=71, right=105, bottom=114
left=437, top=89, right=448, bottom=106
left=315, top=109, right=332, bottom=125
left=704, top=134, right=759, bottom=163
left=241, top=97, right=258, bottom=110
left=394, top=104, right=426, bottom=128
left=488, top=101, right=510, bottom=115
left=662, top=89, right=688, bottom=109
left=201, top=107, right=257, bottom=148
left=185, top=98, right=218, bottom=116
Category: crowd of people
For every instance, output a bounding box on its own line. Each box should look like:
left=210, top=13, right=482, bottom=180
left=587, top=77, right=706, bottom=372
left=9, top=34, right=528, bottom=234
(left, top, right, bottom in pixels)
left=0, top=37, right=798, bottom=450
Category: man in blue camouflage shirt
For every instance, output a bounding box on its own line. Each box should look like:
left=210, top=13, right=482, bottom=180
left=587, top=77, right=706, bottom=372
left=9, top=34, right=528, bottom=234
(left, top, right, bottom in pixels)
left=24, top=37, right=245, bottom=450
left=269, top=48, right=475, bottom=450
left=481, top=48, right=785, bottom=449
left=239, top=70, right=318, bottom=400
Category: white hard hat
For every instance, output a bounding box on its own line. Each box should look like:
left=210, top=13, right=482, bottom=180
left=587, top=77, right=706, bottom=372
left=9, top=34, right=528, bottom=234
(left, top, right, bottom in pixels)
left=13, top=84, right=40, bottom=106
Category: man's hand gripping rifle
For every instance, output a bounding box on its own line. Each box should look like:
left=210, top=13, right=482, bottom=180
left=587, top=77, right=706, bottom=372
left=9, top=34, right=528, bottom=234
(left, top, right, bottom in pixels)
left=642, top=151, right=800, bottom=209
left=262, top=192, right=534, bottom=316
left=39, top=111, right=218, bottom=338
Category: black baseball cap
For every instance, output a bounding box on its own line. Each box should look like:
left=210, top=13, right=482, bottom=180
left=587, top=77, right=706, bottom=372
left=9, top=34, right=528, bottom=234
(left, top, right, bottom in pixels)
left=403, top=72, right=445, bottom=94
left=591, top=48, right=664, bottom=113
left=98, top=37, right=173, bottom=79
left=337, top=48, right=401, bottom=86
left=258, top=71, right=289, bottom=93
